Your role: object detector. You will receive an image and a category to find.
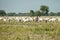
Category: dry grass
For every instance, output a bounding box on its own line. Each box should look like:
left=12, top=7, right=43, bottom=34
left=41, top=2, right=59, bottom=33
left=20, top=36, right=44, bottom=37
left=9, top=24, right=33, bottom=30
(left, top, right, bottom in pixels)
left=0, top=21, right=60, bottom=40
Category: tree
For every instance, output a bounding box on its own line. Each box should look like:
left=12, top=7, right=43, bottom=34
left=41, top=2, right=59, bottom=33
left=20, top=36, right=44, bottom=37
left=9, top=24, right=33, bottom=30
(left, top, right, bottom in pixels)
left=56, top=12, right=60, bottom=16
left=7, top=12, right=16, bottom=16
left=35, top=11, right=41, bottom=16
left=18, top=13, right=29, bottom=16
left=0, top=10, right=6, bottom=16
left=49, top=12, right=56, bottom=16
left=29, top=10, right=35, bottom=16
left=40, top=5, right=49, bottom=16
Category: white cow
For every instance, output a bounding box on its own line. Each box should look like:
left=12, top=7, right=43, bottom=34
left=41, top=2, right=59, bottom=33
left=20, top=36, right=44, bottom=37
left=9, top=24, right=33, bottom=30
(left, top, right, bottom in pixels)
left=2, top=17, right=13, bottom=22
left=21, top=17, right=29, bottom=22
left=43, top=18, right=50, bottom=22
left=48, top=18, right=57, bottom=22
left=28, top=17, right=33, bottom=22
left=57, top=18, right=60, bottom=22
left=38, top=18, right=43, bottom=22
left=0, top=17, right=3, bottom=20
left=15, top=17, right=22, bottom=22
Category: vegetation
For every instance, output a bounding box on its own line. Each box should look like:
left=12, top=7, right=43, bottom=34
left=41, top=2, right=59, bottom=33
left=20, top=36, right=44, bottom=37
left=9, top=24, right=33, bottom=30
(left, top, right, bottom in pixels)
left=0, top=21, right=60, bottom=40
left=40, top=5, right=49, bottom=16
left=29, top=10, right=35, bottom=16
left=0, top=4, right=60, bottom=40
left=0, top=10, right=6, bottom=16
left=0, top=5, right=60, bottom=16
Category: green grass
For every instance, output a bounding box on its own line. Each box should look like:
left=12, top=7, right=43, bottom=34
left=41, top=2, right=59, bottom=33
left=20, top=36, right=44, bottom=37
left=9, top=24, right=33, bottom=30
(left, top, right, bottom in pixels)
left=0, top=21, right=60, bottom=40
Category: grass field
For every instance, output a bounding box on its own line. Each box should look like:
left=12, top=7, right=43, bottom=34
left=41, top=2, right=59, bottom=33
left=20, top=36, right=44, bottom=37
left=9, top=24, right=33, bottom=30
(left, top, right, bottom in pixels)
left=0, top=21, right=60, bottom=40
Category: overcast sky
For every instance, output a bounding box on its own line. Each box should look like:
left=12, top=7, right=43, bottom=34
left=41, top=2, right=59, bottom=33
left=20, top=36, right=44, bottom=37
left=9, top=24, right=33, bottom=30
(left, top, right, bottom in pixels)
left=0, top=0, right=60, bottom=13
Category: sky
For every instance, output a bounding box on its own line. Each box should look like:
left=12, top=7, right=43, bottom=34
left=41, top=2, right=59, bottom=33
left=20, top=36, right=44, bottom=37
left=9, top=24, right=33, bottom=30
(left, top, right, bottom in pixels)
left=0, top=0, right=60, bottom=13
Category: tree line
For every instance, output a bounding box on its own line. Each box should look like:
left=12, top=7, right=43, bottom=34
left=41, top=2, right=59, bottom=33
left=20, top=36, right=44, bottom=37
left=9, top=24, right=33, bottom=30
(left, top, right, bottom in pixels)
left=0, top=5, right=60, bottom=16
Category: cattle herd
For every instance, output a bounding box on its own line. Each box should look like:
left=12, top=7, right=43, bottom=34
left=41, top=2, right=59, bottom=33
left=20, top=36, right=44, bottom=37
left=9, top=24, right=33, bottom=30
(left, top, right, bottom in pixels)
left=0, top=16, right=60, bottom=22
